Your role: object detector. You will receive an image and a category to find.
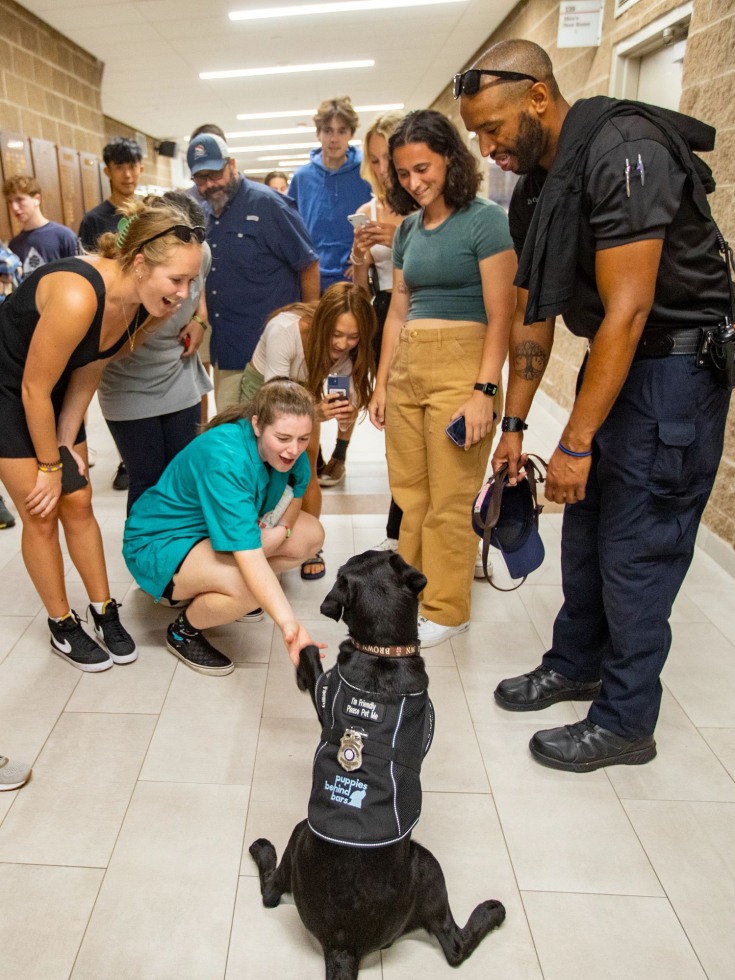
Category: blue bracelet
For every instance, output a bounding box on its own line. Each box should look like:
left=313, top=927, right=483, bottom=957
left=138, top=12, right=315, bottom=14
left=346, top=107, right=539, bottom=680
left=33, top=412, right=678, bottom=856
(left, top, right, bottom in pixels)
left=558, top=441, right=592, bottom=458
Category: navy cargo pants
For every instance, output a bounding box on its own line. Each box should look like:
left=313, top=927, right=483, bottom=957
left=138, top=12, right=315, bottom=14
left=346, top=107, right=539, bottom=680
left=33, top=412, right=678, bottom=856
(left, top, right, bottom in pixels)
left=543, top=352, right=731, bottom=738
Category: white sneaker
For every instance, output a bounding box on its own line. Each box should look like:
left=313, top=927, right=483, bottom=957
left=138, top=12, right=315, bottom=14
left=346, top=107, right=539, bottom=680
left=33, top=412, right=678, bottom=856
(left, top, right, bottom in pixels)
left=0, top=755, right=31, bottom=791
left=475, top=546, right=493, bottom=580
left=373, top=537, right=398, bottom=552
left=417, top=616, right=469, bottom=648
left=237, top=607, right=265, bottom=623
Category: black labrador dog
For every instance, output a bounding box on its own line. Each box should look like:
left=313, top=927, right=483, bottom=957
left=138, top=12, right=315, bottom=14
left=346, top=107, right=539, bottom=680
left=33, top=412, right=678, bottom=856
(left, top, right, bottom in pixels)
left=249, top=550, right=505, bottom=979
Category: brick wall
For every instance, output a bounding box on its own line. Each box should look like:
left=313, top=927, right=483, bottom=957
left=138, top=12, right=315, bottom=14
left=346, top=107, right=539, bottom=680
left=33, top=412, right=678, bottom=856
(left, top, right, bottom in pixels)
left=0, top=0, right=173, bottom=214
left=681, top=0, right=735, bottom=547
left=0, top=0, right=105, bottom=153
left=432, top=0, right=735, bottom=552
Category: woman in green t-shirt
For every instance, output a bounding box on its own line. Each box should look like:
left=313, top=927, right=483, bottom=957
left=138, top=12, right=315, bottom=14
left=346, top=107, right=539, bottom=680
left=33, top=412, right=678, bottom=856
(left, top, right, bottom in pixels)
left=123, top=378, right=325, bottom=675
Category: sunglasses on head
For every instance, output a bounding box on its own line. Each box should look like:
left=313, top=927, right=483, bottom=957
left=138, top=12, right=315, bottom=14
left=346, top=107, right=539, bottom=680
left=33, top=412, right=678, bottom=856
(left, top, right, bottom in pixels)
left=136, top=225, right=206, bottom=252
left=453, top=69, right=539, bottom=99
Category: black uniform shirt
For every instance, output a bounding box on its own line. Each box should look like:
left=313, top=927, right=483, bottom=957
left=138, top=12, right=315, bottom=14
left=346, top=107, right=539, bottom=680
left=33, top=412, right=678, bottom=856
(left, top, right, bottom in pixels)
left=509, top=115, right=728, bottom=338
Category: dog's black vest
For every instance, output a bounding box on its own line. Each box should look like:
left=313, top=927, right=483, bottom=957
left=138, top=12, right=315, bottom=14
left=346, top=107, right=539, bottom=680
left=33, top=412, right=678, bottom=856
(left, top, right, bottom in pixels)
left=308, top=666, right=434, bottom=848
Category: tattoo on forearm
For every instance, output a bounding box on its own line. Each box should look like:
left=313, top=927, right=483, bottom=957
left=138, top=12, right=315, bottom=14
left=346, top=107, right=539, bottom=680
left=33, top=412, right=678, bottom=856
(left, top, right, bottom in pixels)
left=513, top=340, right=547, bottom=381
left=397, top=281, right=408, bottom=294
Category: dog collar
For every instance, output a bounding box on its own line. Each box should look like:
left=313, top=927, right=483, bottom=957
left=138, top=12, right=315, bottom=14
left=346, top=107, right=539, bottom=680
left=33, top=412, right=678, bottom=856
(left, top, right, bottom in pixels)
left=351, top=638, right=421, bottom=658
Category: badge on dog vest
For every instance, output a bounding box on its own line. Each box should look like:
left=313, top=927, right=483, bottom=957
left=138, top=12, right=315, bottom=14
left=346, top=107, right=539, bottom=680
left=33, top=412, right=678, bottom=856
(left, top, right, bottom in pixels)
left=337, top=729, right=364, bottom=771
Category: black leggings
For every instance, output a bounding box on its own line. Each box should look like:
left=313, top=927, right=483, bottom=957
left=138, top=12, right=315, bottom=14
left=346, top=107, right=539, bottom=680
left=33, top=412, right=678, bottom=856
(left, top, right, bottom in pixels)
left=106, top=404, right=200, bottom=514
left=373, top=289, right=403, bottom=539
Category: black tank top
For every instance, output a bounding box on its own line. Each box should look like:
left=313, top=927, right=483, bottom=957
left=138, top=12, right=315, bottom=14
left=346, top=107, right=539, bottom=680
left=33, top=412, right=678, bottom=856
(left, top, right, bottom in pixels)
left=0, top=258, right=139, bottom=457
left=0, top=258, right=132, bottom=385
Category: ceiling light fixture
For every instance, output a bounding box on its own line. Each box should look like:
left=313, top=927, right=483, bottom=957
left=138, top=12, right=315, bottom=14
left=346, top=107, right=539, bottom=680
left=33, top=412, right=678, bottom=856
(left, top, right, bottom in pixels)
left=200, top=60, right=374, bottom=81
left=228, top=139, right=362, bottom=154
left=230, top=141, right=318, bottom=154
left=236, top=103, right=404, bottom=121
left=229, top=0, right=465, bottom=22
left=242, top=167, right=300, bottom=176
left=225, top=127, right=311, bottom=140
left=256, top=154, right=312, bottom=162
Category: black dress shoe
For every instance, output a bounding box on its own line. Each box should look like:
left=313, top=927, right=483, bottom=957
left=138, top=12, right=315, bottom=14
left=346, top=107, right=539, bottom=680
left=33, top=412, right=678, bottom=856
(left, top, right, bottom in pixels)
left=494, top=664, right=601, bottom=711
left=530, top=720, right=657, bottom=773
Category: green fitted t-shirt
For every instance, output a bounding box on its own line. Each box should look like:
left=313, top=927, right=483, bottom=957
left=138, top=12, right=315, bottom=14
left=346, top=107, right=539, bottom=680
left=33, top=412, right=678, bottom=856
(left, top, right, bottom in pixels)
left=122, top=419, right=310, bottom=599
left=392, top=196, right=513, bottom=323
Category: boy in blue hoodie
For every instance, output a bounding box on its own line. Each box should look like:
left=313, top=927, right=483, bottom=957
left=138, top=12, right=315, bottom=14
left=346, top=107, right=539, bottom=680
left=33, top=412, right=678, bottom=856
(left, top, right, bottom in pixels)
left=289, top=98, right=373, bottom=492
left=289, top=97, right=372, bottom=294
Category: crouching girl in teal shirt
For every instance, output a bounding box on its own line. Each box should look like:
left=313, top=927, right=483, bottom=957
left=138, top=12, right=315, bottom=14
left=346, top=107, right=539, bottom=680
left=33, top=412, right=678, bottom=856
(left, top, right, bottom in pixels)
left=123, top=378, right=325, bottom=675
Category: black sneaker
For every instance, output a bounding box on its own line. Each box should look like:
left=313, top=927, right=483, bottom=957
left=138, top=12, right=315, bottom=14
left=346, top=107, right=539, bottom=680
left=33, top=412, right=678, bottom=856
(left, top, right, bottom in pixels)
left=166, top=621, right=234, bottom=675
left=49, top=611, right=113, bottom=672
left=112, top=462, right=129, bottom=491
left=0, top=496, right=15, bottom=529
left=88, top=600, right=137, bottom=664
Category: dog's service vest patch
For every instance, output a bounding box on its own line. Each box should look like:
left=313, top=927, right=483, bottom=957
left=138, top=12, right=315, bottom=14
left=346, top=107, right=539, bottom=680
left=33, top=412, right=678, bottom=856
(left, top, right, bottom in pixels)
left=307, top=666, right=434, bottom=848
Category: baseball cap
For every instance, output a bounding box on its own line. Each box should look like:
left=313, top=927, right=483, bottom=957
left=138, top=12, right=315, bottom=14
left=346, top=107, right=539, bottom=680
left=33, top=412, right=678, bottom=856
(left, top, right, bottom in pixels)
left=187, top=134, right=230, bottom=175
left=472, top=470, right=545, bottom=581
left=0, top=245, right=21, bottom=284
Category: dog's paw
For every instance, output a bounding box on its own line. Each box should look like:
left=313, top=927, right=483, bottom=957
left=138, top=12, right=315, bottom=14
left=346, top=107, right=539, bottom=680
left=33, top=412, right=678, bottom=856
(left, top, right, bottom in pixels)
left=249, top=838, right=277, bottom=871
left=296, top=644, right=323, bottom=691
left=475, top=899, right=506, bottom=930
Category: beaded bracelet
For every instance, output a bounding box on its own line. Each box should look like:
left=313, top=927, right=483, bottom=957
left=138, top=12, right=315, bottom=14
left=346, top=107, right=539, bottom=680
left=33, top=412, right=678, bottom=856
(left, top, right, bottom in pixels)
left=191, top=314, right=210, bottom=331
left=557, top=441, right=592, bottom=458
left=37, top=458, right=63, bottom=472
left=349, top=251, right=365, bottom=266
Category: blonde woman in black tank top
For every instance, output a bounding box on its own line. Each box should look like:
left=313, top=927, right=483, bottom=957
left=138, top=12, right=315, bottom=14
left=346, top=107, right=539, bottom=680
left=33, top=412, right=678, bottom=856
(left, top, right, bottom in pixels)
left=0, top=198, right=202, bottom=672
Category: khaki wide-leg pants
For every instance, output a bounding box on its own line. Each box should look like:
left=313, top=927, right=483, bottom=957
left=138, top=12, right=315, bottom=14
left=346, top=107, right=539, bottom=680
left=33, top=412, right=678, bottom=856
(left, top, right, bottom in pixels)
left=385, top=324, right=500, bottom=626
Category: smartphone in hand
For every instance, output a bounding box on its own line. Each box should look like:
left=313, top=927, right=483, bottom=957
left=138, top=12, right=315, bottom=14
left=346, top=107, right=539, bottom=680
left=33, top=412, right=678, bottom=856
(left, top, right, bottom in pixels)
left=445, top=416, right=466, bottom=448
left=59, top=445, right=89, bottom=495
left=347, top=212, right=369, bottom=228
left=327, top=374, right=351, bottom=401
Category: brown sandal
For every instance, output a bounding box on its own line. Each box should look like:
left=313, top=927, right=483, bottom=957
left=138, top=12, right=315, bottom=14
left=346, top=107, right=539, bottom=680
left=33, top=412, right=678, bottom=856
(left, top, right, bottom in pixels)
left=301, top=551, right=326, bottom=580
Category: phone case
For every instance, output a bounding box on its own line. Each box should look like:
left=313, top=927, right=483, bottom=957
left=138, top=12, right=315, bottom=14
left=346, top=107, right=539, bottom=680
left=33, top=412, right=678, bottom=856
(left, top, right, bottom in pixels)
left=59, top=446, right=89, bottom=495
left=327, top=375, right=350, bottom=399
left=445, top=417, right=466, bottom=447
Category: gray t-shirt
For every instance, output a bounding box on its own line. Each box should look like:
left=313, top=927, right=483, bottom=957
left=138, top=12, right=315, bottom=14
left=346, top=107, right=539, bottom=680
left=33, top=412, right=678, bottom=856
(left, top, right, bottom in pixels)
left=97, top=245, right=213, bottom=421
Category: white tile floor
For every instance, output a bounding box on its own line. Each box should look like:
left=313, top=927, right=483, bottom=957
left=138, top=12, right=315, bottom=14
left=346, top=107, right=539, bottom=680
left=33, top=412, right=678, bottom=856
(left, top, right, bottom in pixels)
left=0, top=395, right=734, bottom=980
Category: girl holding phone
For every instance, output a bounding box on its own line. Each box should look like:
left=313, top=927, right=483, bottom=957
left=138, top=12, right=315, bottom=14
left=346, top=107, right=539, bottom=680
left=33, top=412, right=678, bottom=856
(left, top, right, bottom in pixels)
left=369, top=110, right=516, bottom=648
left=349, top=111, right=407, bottom=552
left=240, top=282, right=376, bottom=579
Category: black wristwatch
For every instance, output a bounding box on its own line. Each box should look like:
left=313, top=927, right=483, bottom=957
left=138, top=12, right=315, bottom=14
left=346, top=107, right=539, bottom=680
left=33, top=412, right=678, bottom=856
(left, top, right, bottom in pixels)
left=474, top=382, right=498, bottom=397
left=501, top=416, right=528, bottom=432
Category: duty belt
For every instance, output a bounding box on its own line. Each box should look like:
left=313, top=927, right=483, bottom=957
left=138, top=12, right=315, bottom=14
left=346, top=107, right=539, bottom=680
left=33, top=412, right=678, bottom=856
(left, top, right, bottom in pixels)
left=634, top=327, right=703, bottom=359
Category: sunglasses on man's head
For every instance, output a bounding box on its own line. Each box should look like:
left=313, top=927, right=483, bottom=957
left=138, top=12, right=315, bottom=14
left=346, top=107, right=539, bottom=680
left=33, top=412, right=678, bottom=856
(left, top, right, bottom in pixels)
left=453, top=69, right=539, bottom=99
left=136, top=225, right=206, bottom=252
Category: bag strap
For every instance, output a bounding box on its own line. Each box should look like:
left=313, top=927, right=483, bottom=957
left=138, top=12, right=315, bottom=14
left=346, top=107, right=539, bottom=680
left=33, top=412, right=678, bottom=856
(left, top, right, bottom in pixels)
left=477, top=455, right=547, bottom=592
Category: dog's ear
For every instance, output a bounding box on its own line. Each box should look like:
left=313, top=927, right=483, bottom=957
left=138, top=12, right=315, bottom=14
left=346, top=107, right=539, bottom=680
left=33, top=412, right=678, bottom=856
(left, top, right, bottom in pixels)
left=388, top=552, right=427, bottom=596
left=320, top=574, right=348, bottom=622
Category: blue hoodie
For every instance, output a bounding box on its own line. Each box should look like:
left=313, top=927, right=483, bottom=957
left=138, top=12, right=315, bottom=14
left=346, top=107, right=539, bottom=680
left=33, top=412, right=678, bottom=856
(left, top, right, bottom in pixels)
left=289, top=146, right=371, bottom=291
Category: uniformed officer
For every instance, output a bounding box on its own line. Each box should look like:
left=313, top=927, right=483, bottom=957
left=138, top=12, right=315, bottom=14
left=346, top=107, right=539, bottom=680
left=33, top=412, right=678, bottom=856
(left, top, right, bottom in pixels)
left=457, top=39, right=732, bottom=772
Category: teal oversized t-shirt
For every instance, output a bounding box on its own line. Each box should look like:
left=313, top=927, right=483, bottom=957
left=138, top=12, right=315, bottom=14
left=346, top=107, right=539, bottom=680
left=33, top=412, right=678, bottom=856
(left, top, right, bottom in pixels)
left=123, top=419, right=310, bottom=599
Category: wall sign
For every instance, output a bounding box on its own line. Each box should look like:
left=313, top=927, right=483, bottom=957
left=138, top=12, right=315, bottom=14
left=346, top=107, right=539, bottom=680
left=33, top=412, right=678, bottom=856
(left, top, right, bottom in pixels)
left=557, top=0, right=605, bottom=48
